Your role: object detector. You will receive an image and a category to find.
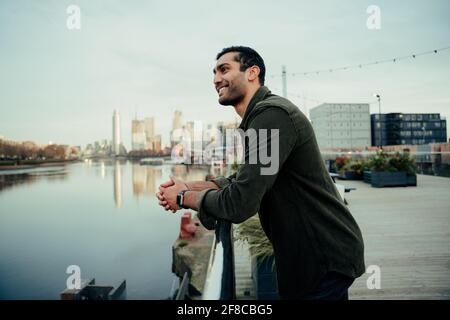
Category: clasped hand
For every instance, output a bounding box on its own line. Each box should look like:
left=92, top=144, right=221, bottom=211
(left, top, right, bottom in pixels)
left=155, top=176, right=188, bottom=213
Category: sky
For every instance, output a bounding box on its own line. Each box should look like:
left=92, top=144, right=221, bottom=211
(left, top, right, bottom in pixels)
left=1, top=0, right=449, bottom=149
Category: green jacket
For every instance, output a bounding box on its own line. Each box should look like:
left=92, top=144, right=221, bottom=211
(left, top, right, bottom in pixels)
left=197, top=86, right=365, bottom=298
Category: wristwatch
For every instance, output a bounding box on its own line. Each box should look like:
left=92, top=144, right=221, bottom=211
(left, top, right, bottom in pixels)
left=176, top=190, right=189, bottom=209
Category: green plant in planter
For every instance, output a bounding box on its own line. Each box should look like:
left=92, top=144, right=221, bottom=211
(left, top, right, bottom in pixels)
left=334, top=156, right=349, bottom=173
left=388, top=152, right=417, bottom=176
left=342, top=159, right=369, bottom=177
left=361, top=160, right=371, bottom=173
left=235, top=215, right=278, bottom=299
left=235, top=215, right=274, bottom=259
left=369, top=151, right=396, bottom=172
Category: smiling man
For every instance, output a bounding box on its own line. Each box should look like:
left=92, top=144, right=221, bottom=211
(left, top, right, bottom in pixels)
left=156, top=46, right=365, bottom=300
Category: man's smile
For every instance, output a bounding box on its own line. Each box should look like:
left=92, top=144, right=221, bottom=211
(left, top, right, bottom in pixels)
left=216, top=84, right=228, bottom=95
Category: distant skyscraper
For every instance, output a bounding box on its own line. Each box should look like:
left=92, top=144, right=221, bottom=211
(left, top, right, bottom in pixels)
left=152, top=134, right=162, bottom=152
left=171, top=110, right=183, bottom=147
left=173, top=110, right=183, bottom=131
left=112, top=110, right=121, bottom=156
left=132, top=119, right=146, bottom=150
left=144, top=117, right=155, bottom=149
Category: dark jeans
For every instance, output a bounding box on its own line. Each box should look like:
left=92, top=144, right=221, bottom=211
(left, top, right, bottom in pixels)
left=301, top=271, right=355, bottom=300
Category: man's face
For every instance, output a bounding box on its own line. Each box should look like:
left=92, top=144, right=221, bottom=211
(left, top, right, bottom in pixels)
left=213, top=52, right=248, bottom=106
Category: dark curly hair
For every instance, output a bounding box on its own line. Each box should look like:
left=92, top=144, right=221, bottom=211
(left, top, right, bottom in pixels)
left=216, top=46, right=266, bottom=85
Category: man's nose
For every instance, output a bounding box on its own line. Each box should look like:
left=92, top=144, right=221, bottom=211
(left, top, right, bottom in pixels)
left=213, top=73, right=222, bottom=86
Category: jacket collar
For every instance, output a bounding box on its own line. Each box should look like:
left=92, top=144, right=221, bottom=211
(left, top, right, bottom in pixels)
left=239, top=86, right=271, bottom=130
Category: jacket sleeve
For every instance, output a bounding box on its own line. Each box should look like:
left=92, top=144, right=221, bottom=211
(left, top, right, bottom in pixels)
left=210, top=172, right=237, bottom=189
left=197, top=107, right=297, bottom=229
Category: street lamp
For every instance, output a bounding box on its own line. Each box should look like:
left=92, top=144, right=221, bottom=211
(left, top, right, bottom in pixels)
left=373, top=94, right=382, bottom=149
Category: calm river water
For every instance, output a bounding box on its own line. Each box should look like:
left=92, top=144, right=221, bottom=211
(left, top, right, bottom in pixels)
left=0, top=160, right=210, bottom=299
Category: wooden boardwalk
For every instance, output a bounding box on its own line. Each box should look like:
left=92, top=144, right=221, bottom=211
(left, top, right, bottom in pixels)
left=345, top=174, right=450, bottom=299
left=233, top=174, right=450, bottom=300
left=233, top=237, right=256, bottom=300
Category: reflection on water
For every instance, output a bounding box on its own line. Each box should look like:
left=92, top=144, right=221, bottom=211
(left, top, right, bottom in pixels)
left=132, top=163, right=162, bottom=198
left=114, top=161, right=122, bottom=208
left=0, top=168, right=68, bottom=193
left=170, top=165, right=214, bottom=183
left=0, top=161, right=210, bottom=299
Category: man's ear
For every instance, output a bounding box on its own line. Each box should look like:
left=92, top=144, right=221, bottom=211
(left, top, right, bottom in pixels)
left=247, top=66, right=260, bottom=82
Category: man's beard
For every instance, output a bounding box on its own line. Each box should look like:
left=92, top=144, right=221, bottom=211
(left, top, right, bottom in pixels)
left=218, top=83, right=245, bottom=106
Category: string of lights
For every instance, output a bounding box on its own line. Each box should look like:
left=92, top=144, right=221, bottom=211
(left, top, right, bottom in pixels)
left=270, top=87, right=380, bottom=106
left=269, top=46, right=450, bottom=78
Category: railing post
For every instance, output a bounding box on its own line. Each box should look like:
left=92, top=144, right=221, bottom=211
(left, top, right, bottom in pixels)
left=216, top=219, right=236, bottom=300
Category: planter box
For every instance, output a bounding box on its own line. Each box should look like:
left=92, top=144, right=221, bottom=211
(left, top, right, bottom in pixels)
left=407, top=175, right=417, bottom=186
left=363, top=171, right=372, bottom=184
left=370, top=171, right=407, bottom=188
left=251, top=255, right=279, bottom=300
left=343, top=171, right=363, bottom=180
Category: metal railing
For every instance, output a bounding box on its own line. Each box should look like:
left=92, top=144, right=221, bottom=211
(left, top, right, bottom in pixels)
left=202, top=219, right=236, bottom=300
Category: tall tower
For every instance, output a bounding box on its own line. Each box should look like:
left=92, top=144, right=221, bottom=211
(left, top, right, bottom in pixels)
left=144, top=117, right=155, bottom=150
left=170, top=110, right=183, bottom=147
left=172, top=111, right=183, bottom=131
left=132, top=119, right=146, bottom=150
left=112, top=109, right=121, bottom=156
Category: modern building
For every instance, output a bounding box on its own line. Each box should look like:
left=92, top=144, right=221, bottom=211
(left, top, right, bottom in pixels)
left=171, top=110, right=183, bottom=147
left=151, top=135, right=162, bottom=153
left=131, top=119, right=146, bottom=150
left=371, top=113, right=447, bottom=146
left=172, top=110, right=183, bottom=131
left=310, top=103, right=371, bottom=149
left=144, top=117, right=155, bottom=150
left=112, top=110, right=121, bottom=156
left=132, top=116, right=162, bottom=152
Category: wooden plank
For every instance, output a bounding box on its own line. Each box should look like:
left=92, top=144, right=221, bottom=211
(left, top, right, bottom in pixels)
left=345, top=174, right=450, bottom=299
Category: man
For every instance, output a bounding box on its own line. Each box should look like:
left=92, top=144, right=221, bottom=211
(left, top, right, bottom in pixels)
left=156, top=46, right=365, bottom=300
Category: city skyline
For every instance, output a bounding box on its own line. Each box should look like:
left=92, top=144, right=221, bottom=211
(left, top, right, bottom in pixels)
left=1, top=1, right=450, bottom=148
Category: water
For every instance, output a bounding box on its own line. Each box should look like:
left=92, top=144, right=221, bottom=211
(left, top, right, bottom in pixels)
left=0, top=160, right=210, bottom=300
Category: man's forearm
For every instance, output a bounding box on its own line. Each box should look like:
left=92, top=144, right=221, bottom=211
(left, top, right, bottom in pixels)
left=183, top=190, right=200, bottom=211
left=185, top=180, right=219, bottom=191
left=181, top=181, right=218, bottom=211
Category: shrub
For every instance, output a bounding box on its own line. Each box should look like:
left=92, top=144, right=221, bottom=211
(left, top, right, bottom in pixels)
left=334, top=157, right=349, bottom=172
left=235, top=215, right=273, bottom=258
left=388, top=152, right=417, bottom=176
left=368, top=151, right=417, bottom=174
left=342, top=159, right=369, bottom=176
